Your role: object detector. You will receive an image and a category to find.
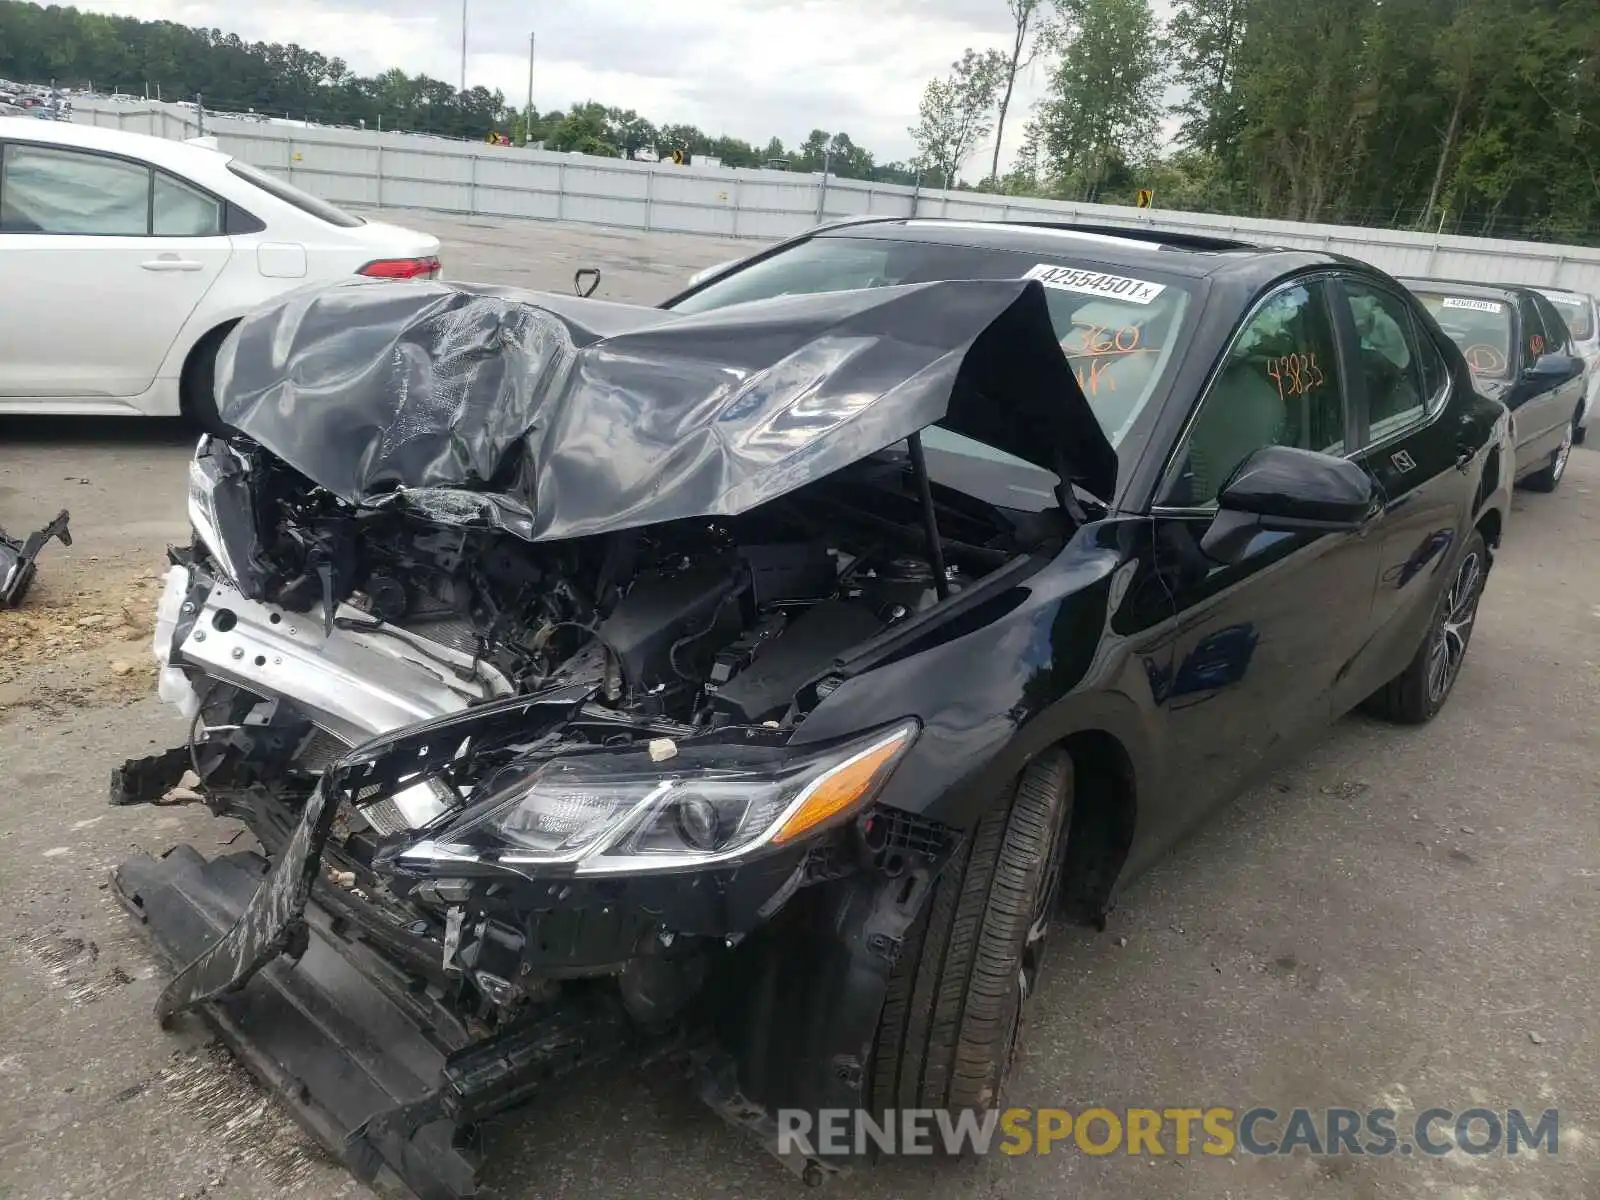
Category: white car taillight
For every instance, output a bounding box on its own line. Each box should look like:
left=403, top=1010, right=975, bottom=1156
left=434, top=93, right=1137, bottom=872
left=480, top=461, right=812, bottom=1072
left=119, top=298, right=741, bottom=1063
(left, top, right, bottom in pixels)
left=357, top=255, right=442, bottom=280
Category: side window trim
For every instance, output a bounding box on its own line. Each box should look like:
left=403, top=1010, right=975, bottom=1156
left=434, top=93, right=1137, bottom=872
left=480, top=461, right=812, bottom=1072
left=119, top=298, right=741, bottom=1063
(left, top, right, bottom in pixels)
left=1151, top=271, right=1352, bottom=514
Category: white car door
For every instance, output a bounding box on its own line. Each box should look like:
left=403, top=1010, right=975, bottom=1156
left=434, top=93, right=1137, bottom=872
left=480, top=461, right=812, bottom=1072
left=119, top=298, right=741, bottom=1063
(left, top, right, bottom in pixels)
left=0, top=140, right=232, bottom=404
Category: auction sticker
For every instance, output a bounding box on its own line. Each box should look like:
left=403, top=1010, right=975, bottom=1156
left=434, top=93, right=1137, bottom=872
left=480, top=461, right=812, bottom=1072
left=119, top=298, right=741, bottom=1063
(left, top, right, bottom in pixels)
left=1441, top=297, right=1504, bottom=313
left=1024, top=264, right=1166, bottom=305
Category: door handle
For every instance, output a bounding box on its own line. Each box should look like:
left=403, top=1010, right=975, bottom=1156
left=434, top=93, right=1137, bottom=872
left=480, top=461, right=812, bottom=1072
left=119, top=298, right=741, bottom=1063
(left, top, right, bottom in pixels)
left=141, top=258, right=204, bottom=272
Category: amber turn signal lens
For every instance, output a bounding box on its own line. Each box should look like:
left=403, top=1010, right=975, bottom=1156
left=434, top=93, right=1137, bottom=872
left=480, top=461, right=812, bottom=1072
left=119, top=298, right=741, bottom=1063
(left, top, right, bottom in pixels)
left=772, top=725, right=916, bottom=845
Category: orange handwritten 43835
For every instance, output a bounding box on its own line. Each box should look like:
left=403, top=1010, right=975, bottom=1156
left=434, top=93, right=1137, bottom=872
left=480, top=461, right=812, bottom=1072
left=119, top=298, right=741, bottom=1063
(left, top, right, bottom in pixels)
left=1266, top=352, right=1326, bottom=399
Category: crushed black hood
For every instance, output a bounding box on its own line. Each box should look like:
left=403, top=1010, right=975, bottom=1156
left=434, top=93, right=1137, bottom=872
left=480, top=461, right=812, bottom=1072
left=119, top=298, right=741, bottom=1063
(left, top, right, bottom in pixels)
left=215, top=277, right=1116, bottom=542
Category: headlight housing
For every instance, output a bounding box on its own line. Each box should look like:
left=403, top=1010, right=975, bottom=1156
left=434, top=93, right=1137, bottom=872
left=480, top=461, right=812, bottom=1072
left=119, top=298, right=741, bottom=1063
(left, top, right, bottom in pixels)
left=397, top=720, right=919, bottom=877
left=187, top=436, right=243, bottom=584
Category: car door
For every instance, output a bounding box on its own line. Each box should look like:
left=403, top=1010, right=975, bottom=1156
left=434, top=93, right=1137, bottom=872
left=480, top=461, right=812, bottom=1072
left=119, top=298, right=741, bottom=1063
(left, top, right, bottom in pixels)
left=1146, top=275, right=1384, bottom=833
left=1503, top=293, right=1567, bottom=467
left=1331, top=273, right=1478, bottom=708
left=1530, top=291, right=1587, bottom=433
left=0, top=140, right=232, bottom=403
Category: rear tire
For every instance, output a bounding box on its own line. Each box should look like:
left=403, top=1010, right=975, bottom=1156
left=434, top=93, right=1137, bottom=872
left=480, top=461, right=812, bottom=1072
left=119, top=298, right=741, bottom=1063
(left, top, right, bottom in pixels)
left=180, top=325, right=236, bottom=436
left=869, top=749, right=1073, bottom=1116
left=1363, top=529, right=1487, bottom=725
left=1522, top=410, right=1577, bottom=493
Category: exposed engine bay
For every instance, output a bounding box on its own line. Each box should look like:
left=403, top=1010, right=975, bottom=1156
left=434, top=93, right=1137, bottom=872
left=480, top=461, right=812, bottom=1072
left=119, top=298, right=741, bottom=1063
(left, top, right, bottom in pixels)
left=221, top=436, right=1050, bottom=733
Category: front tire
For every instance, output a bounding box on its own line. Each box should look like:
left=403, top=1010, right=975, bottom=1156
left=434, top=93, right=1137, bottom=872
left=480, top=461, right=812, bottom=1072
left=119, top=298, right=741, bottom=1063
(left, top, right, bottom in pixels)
left=869, top=749, right=1072, bottom=1116
left=1363, top=529, right=1487, bottom=724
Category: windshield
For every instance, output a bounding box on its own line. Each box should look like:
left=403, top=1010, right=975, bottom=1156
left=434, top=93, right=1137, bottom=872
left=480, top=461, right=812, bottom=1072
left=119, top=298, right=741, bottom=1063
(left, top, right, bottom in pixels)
left=227, top=160, right=363, bottom=228
left=1414, top=291, right=1513, bottom=378
left=667, top=234, right=1192, bottom=450
left=1542, top=292, right=1594, bottom=341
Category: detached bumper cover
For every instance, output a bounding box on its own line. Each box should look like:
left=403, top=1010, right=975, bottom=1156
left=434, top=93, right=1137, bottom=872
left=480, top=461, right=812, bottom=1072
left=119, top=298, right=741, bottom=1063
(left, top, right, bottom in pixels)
left=114, top=845, right=482, bottom=1198
left=115, top=844, right=643, bottom=1200
left=0, top=509, right=70, bottom=608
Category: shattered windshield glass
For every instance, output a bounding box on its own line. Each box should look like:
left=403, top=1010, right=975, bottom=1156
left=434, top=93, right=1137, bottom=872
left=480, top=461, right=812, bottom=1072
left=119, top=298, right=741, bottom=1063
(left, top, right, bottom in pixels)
left=667, top=235, right=1193, bottom=450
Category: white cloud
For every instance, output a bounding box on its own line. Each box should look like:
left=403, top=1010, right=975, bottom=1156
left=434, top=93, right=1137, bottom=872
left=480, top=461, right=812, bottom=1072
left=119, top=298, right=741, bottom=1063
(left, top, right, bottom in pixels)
left=66, top=0, right=1056, bottom=173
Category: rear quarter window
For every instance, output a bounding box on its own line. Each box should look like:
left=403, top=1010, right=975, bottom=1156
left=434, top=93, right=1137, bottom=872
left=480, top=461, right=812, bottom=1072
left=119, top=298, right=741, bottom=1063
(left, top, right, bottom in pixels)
left=226, top=160, right=363, bottom=228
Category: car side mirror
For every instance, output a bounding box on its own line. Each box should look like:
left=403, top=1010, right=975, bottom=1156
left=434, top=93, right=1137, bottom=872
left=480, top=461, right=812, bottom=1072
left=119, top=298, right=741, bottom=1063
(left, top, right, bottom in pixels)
left=1199, top=445, right=1377, bottom=565
left=1525, top=352, right=1580, bottom=381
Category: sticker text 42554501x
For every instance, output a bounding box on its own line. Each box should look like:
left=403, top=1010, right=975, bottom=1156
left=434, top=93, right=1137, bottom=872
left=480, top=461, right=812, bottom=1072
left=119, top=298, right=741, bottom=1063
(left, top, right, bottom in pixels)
left=1024, top=264, right=1167, bottom=305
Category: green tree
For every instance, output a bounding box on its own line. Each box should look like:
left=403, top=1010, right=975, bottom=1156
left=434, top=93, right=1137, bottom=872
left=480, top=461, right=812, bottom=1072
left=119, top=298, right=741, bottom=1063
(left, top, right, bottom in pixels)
left=1033, top=0, right=1166, bottom=201
left=909, top=48, right=1008, bottom=186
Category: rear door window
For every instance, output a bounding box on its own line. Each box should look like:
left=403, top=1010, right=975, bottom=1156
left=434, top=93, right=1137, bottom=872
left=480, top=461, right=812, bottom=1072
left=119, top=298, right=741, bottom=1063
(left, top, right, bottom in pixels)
left=1341, top=279, right=1430, bottom=442
left=1515, top=293, right=1548, bottom=369
left=1530, top=293, right=1573, bottom=354
left=0, top=142, right=151, bottom=234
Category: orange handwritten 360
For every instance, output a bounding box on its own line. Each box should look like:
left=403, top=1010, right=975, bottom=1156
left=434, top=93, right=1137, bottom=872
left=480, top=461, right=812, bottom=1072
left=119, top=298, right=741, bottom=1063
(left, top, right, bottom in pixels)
left=1072, top=322, right=1147, bottom=357
left=1266, top=352, right=1325, bottom=399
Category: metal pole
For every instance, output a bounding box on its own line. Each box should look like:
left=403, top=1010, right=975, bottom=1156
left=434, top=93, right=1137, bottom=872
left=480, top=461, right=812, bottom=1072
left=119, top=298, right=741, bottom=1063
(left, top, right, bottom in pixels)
left=196, top=94, right=205, bottom=138
left=524, top=32, right=535, bottom=144
left=460, top=0, right=469, bottom=94
left=815, top=149, right=831, bottom=222
left=377, top=114, right=384, bottom=208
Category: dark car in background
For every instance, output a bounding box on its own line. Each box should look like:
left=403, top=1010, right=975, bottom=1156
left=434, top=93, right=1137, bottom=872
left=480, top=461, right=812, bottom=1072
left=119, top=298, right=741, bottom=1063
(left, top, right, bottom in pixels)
left=1400, top=277, right=1587, bottom=489
left=117, top=219, right=1513, bottom=1197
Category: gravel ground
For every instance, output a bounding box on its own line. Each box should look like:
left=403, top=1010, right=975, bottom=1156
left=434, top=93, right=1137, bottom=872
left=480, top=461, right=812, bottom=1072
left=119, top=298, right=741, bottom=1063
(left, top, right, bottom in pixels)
left=0, top=214, right=1595, bottom=1200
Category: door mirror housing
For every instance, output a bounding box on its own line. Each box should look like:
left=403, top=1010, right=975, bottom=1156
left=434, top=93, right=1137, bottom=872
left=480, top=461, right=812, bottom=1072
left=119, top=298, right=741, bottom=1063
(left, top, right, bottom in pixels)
left=1525, top=352, right=1581, bottom=381
left=1200, top=445, right=1376, bottom=564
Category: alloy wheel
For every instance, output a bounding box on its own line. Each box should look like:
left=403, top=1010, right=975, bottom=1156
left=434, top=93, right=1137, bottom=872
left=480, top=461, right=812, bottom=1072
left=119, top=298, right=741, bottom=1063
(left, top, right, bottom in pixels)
left=1426, top=551, right=1483, bottom=703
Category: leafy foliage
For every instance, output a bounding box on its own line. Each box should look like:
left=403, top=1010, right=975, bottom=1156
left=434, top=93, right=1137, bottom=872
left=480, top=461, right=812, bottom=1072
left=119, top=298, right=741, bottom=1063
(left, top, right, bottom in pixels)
left=909, top=48, right=1008, bottom=187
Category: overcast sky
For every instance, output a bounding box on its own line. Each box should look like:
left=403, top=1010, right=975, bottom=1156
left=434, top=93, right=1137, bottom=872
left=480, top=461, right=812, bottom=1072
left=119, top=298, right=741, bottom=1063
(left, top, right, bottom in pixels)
left=70, top=0, right=1064, bottom=173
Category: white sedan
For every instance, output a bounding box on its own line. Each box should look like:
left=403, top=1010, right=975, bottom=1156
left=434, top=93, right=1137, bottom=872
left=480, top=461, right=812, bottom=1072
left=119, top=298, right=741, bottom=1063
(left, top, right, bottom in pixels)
left=0, top=118, right=440, bottom=428
left=1536, top=287, right=1599, bottom=444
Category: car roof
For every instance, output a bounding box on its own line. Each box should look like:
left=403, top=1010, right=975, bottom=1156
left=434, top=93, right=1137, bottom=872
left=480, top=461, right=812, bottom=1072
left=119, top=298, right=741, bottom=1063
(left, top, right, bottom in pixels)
left=1398, top=277, right=1530, bottom=303
left=1534, top=285, right=1596, bottom=305
left=0, top=115, right=232, bottom=174
left=808, top=216, right=1348, bottom=282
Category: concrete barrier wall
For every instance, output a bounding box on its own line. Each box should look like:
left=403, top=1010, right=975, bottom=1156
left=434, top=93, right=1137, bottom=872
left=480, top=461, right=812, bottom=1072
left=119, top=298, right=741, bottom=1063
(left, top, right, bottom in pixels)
left=79, top=101, right=1600, bottom=296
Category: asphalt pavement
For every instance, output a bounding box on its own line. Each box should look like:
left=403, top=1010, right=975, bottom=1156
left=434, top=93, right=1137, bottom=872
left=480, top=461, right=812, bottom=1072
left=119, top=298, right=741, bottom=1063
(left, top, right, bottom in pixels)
left=0, top=214, right=1595, bottom=1200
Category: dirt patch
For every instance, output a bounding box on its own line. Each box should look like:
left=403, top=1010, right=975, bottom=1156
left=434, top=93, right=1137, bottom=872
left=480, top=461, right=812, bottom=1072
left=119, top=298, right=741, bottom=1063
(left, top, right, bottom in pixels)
left=1, top=564, right=165, bottom=666
left=0, top=561, right=168, bottom=719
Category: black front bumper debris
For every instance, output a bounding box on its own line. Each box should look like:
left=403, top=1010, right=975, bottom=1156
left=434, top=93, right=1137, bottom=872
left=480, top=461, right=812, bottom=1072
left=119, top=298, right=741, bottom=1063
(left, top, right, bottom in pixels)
left=113, top=845, right=641, bottom=1200
left=0, top=508, right=71, bottom=608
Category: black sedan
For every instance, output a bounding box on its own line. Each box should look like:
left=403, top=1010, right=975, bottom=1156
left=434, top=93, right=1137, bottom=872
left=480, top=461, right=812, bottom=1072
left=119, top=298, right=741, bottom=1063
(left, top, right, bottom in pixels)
left=114, top=218, right=1513, bottom=1195
left=1400, top=276, right=1587, bottom=490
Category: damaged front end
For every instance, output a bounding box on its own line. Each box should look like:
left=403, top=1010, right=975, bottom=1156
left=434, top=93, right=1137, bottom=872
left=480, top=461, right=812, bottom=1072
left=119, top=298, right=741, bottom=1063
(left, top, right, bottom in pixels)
left=111, top=276, right=1112, bottom=1197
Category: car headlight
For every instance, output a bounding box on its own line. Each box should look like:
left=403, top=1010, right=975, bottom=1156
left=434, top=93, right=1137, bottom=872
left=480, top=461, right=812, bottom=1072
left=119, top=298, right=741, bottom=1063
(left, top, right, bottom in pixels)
left=187, top=436, right=243, bottom=584
left=397, top=720, right=918, bottom=876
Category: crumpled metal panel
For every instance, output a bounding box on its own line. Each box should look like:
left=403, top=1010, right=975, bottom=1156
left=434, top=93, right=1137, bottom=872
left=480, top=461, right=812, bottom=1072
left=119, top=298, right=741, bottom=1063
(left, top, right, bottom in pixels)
left=213, top=277, right=1115, bottom=542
